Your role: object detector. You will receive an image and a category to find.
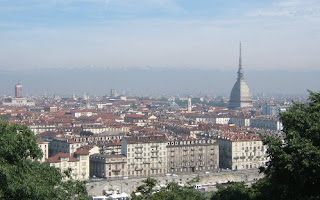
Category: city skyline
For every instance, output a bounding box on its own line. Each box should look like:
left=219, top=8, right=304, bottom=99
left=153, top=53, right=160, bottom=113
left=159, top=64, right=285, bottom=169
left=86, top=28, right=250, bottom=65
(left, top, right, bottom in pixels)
left=0, top=68, right=318, bottom=97
left=0, top=0, right=320, bottom=71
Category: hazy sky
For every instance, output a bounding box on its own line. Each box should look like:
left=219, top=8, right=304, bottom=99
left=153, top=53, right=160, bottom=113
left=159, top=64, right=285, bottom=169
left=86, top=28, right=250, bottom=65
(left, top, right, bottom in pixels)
left=0, top=0, right=320, bottom=71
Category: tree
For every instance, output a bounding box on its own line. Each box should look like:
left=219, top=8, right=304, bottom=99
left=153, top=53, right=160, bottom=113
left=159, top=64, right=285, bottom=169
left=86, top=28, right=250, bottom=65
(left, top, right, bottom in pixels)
left=210, top=91, right=320, bottom=200
left=131, top=179, right=207, bottom=200
left=253, top=91, right=320, bottom=200
left=152, top=182, right=207, bottom=200
left=0, top=121, right=91, bottom=200
left=131, top=177, right=158, bottom=200
left=210, top=182, right=252, bottom=200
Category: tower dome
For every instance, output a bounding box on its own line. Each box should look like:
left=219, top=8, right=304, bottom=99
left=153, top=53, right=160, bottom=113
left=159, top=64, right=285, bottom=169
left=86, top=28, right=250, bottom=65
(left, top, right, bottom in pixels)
left=229, top=43, right=253, bottom=108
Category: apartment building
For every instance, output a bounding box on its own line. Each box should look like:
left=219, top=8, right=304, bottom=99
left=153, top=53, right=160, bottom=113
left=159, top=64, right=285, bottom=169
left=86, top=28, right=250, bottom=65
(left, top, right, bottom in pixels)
left=74, top=134, right=123, bottom=143
left=36, top=138, right=49, bottom=163
left=90, top=154, right=127, bottom=178
left=250, top=116, right=283, bottom=131
left=29, top=124, right=56, bottom=135
left=217, top=133, right=268, bottom=170
left=82, top=124, right=130, bottom=134
left=121, top=135, right=168, bottom=177
left=166, top=138, right=219, bottom=174
left=47, top=149, right=90, bottom=180
left=229, top=116, right=251, bottom=127
left=100, top=140, right=122, bottom=155
left=49, top=137, right=82, bottom=156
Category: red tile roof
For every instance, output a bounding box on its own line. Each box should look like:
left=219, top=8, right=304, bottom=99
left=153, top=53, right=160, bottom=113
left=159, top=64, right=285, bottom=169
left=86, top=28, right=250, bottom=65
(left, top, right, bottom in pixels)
left=74, top=148, right=89, bottom=155
left=36, top=138, right=48, bottom=144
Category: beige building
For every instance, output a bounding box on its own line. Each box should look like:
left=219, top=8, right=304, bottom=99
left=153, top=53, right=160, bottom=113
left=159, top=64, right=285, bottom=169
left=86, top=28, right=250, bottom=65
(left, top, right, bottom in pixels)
left=29, top=124, right=56, bottom=135
left=36, top=138, right=49, bottom=163
left=100, top=140, right=122, bottom=155
left=121, top=135, right=168, bottom=177
left=217, top=133, right=268, bottom=170
left=82, top=125, right=130, bottom=134
left=47, top=149, right=90, bottom=180
left=90, top=154, right=127, bottom=178
left=167, top=138, right=219, bottom=174
left=74, top=134, right=123, bottom=143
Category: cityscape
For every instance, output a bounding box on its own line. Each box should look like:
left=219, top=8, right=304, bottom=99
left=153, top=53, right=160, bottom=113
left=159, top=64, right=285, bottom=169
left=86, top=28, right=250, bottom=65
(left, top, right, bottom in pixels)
left=1, top=0, right=320, bottom=200
left=0, top=45, right=299, bottom=198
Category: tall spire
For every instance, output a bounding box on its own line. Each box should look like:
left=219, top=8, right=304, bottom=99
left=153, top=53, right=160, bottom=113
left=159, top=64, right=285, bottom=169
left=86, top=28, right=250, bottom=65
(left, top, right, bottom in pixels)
left=229, top=42, right=253, bottom=109
left=238, top=42, right=244, bottom=79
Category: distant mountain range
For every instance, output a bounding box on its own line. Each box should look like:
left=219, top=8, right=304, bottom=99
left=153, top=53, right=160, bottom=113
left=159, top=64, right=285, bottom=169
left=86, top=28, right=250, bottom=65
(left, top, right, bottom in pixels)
left=0, top=68, right=319, bottom=97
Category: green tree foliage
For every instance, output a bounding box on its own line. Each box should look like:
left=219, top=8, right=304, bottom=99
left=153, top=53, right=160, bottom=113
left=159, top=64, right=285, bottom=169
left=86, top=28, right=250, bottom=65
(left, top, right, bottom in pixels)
left=131, top=177, right=158, bottom=200
left=210, top=91, right=320, bottom=200
left=210, top=182, right=252, bottom=200
left=0, top=121, right=90, bottom=200
left=152, top=182, right=207, bottom=200
left=253, top=91, right=320, bottom=200
left=131, top=178, right=207, bottom=200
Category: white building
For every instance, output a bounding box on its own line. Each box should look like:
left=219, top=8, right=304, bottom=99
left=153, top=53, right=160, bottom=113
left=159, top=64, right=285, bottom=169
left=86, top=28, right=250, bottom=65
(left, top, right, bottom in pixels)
left=217, top=133, right=268, bottom=170
left=47, top=149, right=90, bottom=180
left=37, top=138, right=49, bottom=163
left=82, top=125, right=129, bottom=134
left=29, top=124, right=56, bottom=135
left=2, top=97, right=35, bottom=107
left=121, top=135, right=168, bottom=177
left=250, top=116, right=283, bottom=131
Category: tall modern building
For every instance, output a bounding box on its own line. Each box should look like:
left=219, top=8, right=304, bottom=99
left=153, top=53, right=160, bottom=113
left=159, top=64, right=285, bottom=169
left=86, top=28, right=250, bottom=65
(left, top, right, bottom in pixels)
left=15, top=82, right=22, bottom=98
left=229, top=43, right=253, bottom=109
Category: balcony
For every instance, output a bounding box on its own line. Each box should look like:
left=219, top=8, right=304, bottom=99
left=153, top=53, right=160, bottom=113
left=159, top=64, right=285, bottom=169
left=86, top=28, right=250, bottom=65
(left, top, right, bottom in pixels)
left=135, top=151, right=143, bottom=154
left=135, top=167, right=143, bottom=171
left=135, top=146, right=143, bottom=149
left=135, top=156, right=143, bottom=159
left=151, top=155, right=158, bottom=158
left=151, top=167, right=159, bottom=170
left=151, top=150, right=159, bottom=153
left=143, top=161, right=151, bottom=164
left=112, top=169, right=121, bottom=172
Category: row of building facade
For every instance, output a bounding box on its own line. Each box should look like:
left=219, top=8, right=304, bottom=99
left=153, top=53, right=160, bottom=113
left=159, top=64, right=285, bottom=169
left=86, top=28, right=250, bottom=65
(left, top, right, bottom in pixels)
left=38, top=132, right=268, bottom=181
